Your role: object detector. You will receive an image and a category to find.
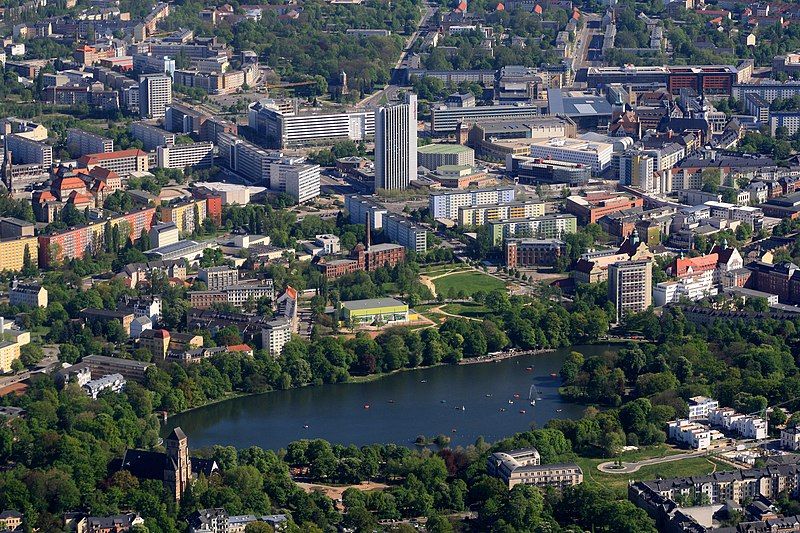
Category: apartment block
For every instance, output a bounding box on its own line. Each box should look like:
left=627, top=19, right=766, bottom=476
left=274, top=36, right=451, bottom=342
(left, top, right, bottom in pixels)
left=261, top=317, right=292, bottom=356
left=709, top=407, right=768, bottom=440
left=0, top=236, right=38, bottom=272
left=429, top=186, right=516, bottom=220
left=504, top=238, right=566, bottom=267
left=268, top=157, right=321, bottom=203
left=217, top=132, right=279, bottom=184
left=458, top=201, right=545, bottom=227
left=77, top=149, right=149, bottom=177
left=383, top=214, right=427, bottom=254
left=487, top=447, right=583, bottom=490
left=608, top=259, right=653, bottom=321
left=198, top=265, right=238, bottom=291
left=139, top=73, right=172, bottom=119
left=161, top=199, right=208, bottom=235
left=5, top=134, right=52, bottom=166
left=157, top=142, right=214, bottom=170
left=9, top=280, right=47, bottom=307
left=130, top=122, right=175, bottom=151
left=488, top=214, right=578, bottom=245
left=66, top=128, right=113, bottom=157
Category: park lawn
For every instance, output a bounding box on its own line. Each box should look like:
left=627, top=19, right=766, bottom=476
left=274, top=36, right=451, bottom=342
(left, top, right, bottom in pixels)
left=577, top=453, right=725, bottom=494
left=432, top=271, right=506, bottom=298
left=421, top=265, right=469, bottom=276
left=441, top=302, right=489, bottom=318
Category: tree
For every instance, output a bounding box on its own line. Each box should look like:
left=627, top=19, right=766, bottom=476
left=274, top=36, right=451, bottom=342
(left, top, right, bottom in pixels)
left=21, top=244, right=36, bottom=277
left=244, top=523, right=274, bottom=533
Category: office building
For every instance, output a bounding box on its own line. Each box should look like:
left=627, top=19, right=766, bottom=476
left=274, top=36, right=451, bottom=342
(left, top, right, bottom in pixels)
left=345, top=195, right=388, bottom=229
left=429, top=186, right=516, bottom=220
left=248, top=99, right=374, bottom=148
left=508, top=156, right=591, bottom=187
left=375, top=93, right=418, bottom=191
left=488, top=214, right=577, bottom=244
left=139, top=73, right=172, bottom=119
left=431, top=104, right=540, bottom=134
left=417, top=143, right=475, bottom=169
left=130, top=122, right=175, bottom=151
left=340, top=297, right=409, bottom=327
left=156, top=142, right=214, bottom=170
left=487, top=448, right=583, bottom=489
left=66, top=128, right=113, bottom=157
left=384, top=213, right=427, bottom=253
left=585, top=66, right=670, bottom=89
left=5, top=134, right=52, bottom=166
left=744, top=93, right=770, bottom=123
left=770, top=111, right=800, bottom=136
left=528, top=137, right=613, bottom=173
left=458, top=201, right=545, bottom=227
left=565, top=192, right=644, bottom=224
left=504, top=238, right=566, bottom=267
left=261, top=317, right=292, bottom=356
left=608, top=259, right=653, bottom=321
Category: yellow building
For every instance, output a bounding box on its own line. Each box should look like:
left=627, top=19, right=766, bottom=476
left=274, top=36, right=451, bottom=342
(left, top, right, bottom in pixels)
left=0, top=236, right=38, bottom=272
left=0, top=328, right=31, bottom=373
left=161, top=199, right=207, bottom=236
left=458, top=201, right=545, bottom=227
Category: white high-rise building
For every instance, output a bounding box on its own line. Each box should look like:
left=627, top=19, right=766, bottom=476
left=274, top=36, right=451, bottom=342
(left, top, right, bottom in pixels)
left=375, top=93, right=418, bottom=190
left=139, top=74, right=172, bottom=119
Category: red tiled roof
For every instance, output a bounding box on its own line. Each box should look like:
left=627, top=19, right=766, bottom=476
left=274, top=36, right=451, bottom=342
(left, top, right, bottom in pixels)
left=227, top=344, right=253, bottom=353
left=78, top=149, right=146, bottom=166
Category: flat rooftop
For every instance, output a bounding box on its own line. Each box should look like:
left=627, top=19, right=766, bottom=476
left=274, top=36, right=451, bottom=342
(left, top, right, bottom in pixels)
left=418, top=143, right=473, bottom=154
left=341, top=297, right=407, bottom=310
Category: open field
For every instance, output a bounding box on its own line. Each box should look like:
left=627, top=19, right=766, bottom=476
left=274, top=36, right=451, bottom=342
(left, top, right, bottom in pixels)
left=432, top=271, right=506, bottom=298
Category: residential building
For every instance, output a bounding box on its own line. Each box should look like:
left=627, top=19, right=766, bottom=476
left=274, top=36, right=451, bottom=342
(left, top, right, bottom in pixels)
left=709, top=407, right=768, bottom=439
left=417, top=143, right=475, bottom=169
left=504, top=238, right=566, bottom=268
left=9, top=280, right=47, bottom=307
left=139, top=329, right=171, bottom=359
left=608, top=259, right=653, bottom=321
left=429, top=186, right=516, bottom=220
left=77, top=149, right=149, bottom=177
left=81, top=513, right=144, bottom=533
left=528, top=137, right=613, bottom=173
left=383, top=213, right=427, bottom=253
left=0, top=218, right=34, bottom=239
left=345, top=195, right=388, bottom=229
left=487, top=448, right=583, bottom=489
left=161, top=198, right=208, bottom=235
left=314, top=234, right=341, bottom=255
left=340, top=297, right=409, bottom=327
left=0, top=236, right=41, bottom=272
left=653, top=270, right=718, bottom=306
left=66, top=128, right=113, bottom=157
left=488, top=214, right=578, bottom=245
left=188, top=508, right=227, bottom=533
left=139, top=73, right=172, bottom=119
left=261, top=317, right=292, bottom=356
left=81, top=308, right=135, bottom=335
left=782, top=427, right=800, bottom=451
left=248, top=99, right=374, bottom=148
left=83, top=373, right=126, bottom=399
left=130, top=122, right=175, bottom=150
left=189, top=282, right=274, bottom=309
left=79, top=354, right=153, bottom=382
left=149, top=222, right=179, bottom=248
left=667, top=419, right=715, bottom=450
left=619, top=152, right=657, bottom=193
left=198, top=265, right=238, bottom=290
left=688, top=396, right=720, bottom=420
left=0, top=510, right=23, bottom=531
left=157, top=142, right=214, bottom=170
left=0, top=321, right=29, bottom=374
left=375, top=93, right=417, bottom=190
left=745, top=93, right=770, bottom=123
left=5, top=134, right=52, bottom=166
left=216, top=132, right=279, bottom=184
left=458, top=201, right=545, bottom=227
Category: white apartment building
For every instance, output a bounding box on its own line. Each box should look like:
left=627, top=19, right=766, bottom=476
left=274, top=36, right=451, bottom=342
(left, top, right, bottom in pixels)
left=223, top=283, right=274, bottom=307
left=375, top=93, right=417, bottom=190
left=149, top=222, right=179, bottom=249
left=269, top=157, right=321, bottom=203
left=528, top=137, right=613, bottom=173
left=781, top=426, right=800, bottom=451
left=709, top=407, right=768, bottom=440
left=66, top=128, right=113, bottom=157
left=261, top=317, right=292, bottom=356
left=5, top=134, right=52, bottom=166
left=139, top=73, right=172, bottom=119
left=688, top=396, right=720, bottom=421
left=667, top=419, right=713, bottom=450
left=429, top=186, right=516, bottom=220
left=83, top=373, right=126, bottom=399
left=157, top=142, right=214, bottom=170
left=345, top=195, right=388, bottom=229
left=653, top=270, right=718, bottom=307
left=9, top=281, right=48, bottom=308
left=457, top=201, right=546, bottom=227
left=130, top=122, right=176, bottom=151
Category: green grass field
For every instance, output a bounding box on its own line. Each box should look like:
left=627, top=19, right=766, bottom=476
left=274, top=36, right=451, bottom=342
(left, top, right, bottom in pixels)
left=432, top=271, right=506, bottom=297
left=576, top=446, right=725, bottom=494
left=441, top=302, right=489, bottom=318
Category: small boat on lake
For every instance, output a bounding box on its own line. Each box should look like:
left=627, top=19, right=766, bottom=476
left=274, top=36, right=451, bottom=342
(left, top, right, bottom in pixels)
left=363, top=404, right=370, bottom=409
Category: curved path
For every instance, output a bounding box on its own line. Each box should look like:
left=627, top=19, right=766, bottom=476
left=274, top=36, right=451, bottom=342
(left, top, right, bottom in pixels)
left=597, top=450, right=709, bottom=474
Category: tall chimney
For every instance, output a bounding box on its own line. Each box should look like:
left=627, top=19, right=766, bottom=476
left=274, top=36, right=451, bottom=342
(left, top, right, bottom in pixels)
left=365, top=212, right=371, bottom=250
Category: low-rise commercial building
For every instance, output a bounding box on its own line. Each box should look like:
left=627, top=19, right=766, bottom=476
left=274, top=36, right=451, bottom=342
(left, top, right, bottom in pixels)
left=417, top=143, right=475, bottom=169
left=340, top=297, right=409, bottom=327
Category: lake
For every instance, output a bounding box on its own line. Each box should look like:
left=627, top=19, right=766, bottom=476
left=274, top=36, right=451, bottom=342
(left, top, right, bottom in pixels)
left=165, top=345, right=614, bottom=450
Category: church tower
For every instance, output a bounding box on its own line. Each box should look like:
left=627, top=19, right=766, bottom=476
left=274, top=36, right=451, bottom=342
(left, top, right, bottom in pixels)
left=164, top=427, right=192, bottom=501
